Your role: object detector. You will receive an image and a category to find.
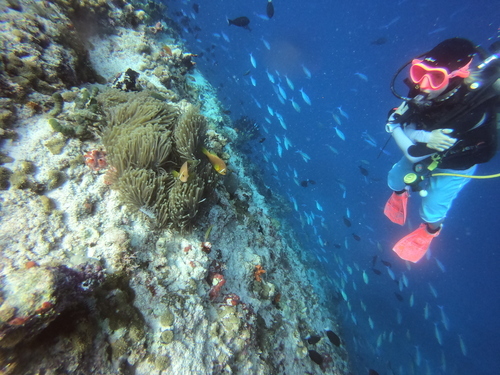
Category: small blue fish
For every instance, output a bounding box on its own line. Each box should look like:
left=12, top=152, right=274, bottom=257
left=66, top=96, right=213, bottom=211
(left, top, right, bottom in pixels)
left=250, top=75, right=256, bottom=86
left=315, top=200, right=323, bottom=211
left=435, top=257, right=446, bottom=273
left=302, top=64, right=311, bottom=79
left=275, top=112, right=287, bottom=130
left=296, top=150, right=310, bottom=163
left=283, top=135, right=292, bottom=150
left=326, top=144, right=339, bottom=154
left=276, top=93, right=286, bottom=105
left=364, top=138, right=377, bottom=147
left=434, top=322, right=443, bottom=346
left=338, top=106, right=349, bottom=119
left=332, top=113, right=342, bottom=126
left=266, top=69, right=275, bottom=83
left=250, top=52, right=257, bottom=68
left=277, top=143, right=283, bottom=157
left=459, top=334, right=467, bottom=356
left=261, top=36, right=271, bottom=50
left=285, top=75, right=295, bottom=91
left=267, top=105, right=274, bottom=116
left=251, top=95, right=261, bottom=108
left=221, top=31, right=230, bottom=43
left=354, top=72, right=368, bottom=81
left=428, top=27, right=447, bottom=35
left=299, top=88, right=311, bottom=105
left=334, top=126, right=345, bottom=141
left=277, top=83, right=287, bottom=100
left=290, top=98, right=301, bottom=113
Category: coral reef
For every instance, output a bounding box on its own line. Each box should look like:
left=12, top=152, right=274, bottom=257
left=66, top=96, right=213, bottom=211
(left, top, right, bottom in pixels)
left=0, top=1, right=101, bottom=101
left=0, top=1, right=349, bottom=374
left=0, top=263, right=105, bottom=372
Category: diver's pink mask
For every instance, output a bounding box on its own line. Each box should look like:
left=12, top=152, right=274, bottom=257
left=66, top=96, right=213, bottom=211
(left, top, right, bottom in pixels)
left=410, top=59, right=471, bottom=91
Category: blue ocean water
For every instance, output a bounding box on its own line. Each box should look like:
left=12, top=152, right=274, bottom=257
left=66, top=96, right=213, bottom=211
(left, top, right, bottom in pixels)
left=165, top=0, right=500, bottom=373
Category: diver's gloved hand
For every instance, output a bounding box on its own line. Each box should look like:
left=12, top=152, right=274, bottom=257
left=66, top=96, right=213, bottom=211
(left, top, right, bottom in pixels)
left=385, top=121, right=401, bottom=133
left=426, top=129, right=457, bottom=151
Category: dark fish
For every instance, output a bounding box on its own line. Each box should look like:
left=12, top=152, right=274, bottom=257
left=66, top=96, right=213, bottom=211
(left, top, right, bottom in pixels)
left=372, top=268, right=382, bottom=275
left=333, top=243, right=341, bottom=249
left=358, top=165, right=369, bottom=176
left=243, top=70, right=251, bottom=76
left=372, top=255, right=378, bottom=268
left=259, top=138, right=266, bottom=143
left=266, top=0, right=275, bottom=18
left=342, top=216, right=352, bottom=227
left=300, top=179, right=316, bottom=187
left=381, top=260, right=392, bottom=268
left=394, top=292, right=403, bottom=302
left=227, top=16, right=251, bottom=30
left=325, top=330, right=341, bottom=346
left=369, top=370, right=380, bottom=375
left=308, top=350, right=323, bottom=365
left=352, top=233, right=361, bottom=241
left=307, top=335, right=321, bottom=345
left=370, top=36, right=387, bottom=45
left=192, top=3, right=199, bottom=13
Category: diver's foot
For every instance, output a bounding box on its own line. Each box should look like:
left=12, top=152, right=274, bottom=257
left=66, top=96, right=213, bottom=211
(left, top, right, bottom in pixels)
left=384, top=190, right=409, bottom=225
left=393, top=223, right=441, bottom=263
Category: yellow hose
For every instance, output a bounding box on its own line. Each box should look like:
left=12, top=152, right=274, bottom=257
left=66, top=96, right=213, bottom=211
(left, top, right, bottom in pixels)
left=431, top=172, right=500, bottom=179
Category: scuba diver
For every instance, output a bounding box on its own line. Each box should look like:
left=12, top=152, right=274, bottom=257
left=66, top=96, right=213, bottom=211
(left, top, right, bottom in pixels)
left=384, top=37, right=500, bottom=263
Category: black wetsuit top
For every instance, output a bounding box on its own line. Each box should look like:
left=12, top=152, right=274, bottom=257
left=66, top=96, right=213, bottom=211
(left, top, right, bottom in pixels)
left=404, top=84, right=499, bottom=170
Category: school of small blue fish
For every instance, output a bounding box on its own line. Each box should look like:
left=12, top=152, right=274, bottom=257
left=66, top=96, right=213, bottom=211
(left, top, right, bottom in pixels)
left=170, top=2, right=473, bottom=374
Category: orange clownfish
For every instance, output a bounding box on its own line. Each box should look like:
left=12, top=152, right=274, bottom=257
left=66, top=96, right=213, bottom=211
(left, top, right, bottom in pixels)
left=202, top=147, right=227, bottom=175
left=172, top=161, right=190, bottom=182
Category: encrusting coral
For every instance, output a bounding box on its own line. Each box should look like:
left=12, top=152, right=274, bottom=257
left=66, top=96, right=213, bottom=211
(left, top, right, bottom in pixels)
left=254, top=265, right=266, bottom=282
left=100, top=91, right=217, bottom=231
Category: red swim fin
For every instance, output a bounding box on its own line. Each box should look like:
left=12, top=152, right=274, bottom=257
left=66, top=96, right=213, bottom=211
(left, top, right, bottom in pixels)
left=384, top=191, right=408, bottom=225
left=393, top=223, right=440, bottom=263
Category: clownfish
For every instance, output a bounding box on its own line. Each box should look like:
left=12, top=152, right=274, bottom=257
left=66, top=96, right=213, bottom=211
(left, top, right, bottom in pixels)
left=172, top=161, right=190, bottom=182
left=202, top=147, right=227, bottom=175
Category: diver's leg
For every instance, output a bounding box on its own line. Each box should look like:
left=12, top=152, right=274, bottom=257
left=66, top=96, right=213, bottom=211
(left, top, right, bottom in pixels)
left=385, top=157, right=413, bottom=225
left=420, top=164, right=477, bottom=227
left=393, top=165, right=476, bottom=262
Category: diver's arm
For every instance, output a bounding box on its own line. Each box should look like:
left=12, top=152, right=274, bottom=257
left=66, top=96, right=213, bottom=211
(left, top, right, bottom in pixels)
left=405, top=127, right=431, bottom=143
left=392, top=127, right=432, bottom=163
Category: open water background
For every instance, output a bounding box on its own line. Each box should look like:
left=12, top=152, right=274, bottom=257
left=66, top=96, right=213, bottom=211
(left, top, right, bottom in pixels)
left=165, top=0, right=500, bottom=373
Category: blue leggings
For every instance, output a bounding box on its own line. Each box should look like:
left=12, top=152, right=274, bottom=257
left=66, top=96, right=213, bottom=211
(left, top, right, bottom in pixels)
left=388, top=157, right=476, bottom=223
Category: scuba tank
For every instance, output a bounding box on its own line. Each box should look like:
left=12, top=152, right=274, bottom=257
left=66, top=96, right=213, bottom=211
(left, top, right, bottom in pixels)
left=467, top=41, right=500, bottom=91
